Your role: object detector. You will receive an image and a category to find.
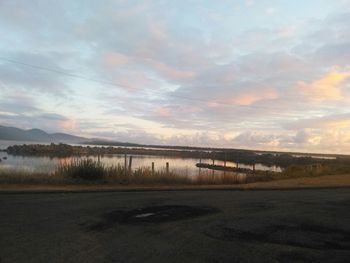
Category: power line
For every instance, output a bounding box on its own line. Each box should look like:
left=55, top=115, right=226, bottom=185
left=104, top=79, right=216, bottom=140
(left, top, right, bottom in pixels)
left=0, top=57, right=337, bottom=114
left=0, top=57, right=130, bottom=89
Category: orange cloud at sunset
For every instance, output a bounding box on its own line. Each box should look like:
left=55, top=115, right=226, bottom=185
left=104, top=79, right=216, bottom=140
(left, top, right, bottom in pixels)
left=150, top=60, right=196, bottom=80
left=325, top=119, right=350, bottom=129
left=2, top=0, right=350, bottom=154
left=298, top=71, right=350, bottom=102
left=229, top=88, right=278, bottom=106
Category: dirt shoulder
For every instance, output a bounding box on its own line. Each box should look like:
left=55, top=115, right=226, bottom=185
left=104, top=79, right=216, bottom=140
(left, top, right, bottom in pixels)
left=0, top=174, right=349, bottom=193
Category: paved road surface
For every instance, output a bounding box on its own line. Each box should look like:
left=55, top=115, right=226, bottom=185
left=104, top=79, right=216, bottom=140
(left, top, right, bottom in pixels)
left=0, top=188, right=349, bottom=263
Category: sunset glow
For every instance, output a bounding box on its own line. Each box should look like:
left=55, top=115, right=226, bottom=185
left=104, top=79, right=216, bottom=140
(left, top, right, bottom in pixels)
left=1, top=0, right=350, bottom=153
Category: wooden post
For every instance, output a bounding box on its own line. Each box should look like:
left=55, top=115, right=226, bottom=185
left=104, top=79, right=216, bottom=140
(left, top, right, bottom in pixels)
left=166, top=162, right=169, bottom=174
left=212, top=157, right=215, bottom=176
left=224, top=152, right=227, bottom=167
left=224, top=152, right=227, bottom=176
left=124, top=153, right=127, bottom=177
left=97, top=148, right=101, bottom=164
left=236, top=152, right=239, bottom=169
left=128, top=156, right=133, bottom=172
left=198, top=151, right=202, bottom=176
left=152, top=162, right=155, bottom=175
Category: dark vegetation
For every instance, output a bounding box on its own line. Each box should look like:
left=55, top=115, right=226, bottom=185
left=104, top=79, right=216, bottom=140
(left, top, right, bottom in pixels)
left=6, top=143, right=350, bottom=169
left=56, top=159, right=105, bottom=180
left=281, top=163, right=350, bottom=178
left=1, top=156, right=349, bottom=186
left=55, top=158, right=246, bottom=184
left=0, top=158, right=246, bottom=185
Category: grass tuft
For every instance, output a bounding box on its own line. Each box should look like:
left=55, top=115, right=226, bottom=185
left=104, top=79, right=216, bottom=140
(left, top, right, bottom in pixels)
left=0, top=169, right=71, bottom=185
left=56, top=158, right=105, bottom=181
left=277, top=164, right=350, bottom=179
left=0, top=158, right=245, bottom=185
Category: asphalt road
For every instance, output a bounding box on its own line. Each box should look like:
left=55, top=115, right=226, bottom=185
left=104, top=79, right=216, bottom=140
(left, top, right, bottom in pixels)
left=0, top=188, right=349, bottom=263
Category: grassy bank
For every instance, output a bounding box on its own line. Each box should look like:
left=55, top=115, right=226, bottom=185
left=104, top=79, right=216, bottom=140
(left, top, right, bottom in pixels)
left=8, top=143, right=350, bottom=168
left=0, top=159, right=246, bottom=185
left=273, top=163, right=350, bottom=179
left=1, top=158, right=350, bottom=186
left=0, top=170, right=72, bottom=185
left=1, top=174, right=349, bottom=192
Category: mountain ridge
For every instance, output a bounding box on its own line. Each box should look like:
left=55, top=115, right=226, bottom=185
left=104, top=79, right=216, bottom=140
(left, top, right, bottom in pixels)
left=0, top=125, right=87, bottom=143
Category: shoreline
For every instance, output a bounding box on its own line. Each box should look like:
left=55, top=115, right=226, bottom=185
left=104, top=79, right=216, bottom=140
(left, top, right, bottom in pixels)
left=6, top=142, right=347, bottom=168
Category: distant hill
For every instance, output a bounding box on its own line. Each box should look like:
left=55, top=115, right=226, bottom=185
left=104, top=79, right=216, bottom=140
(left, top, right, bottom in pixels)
left=0, top=125, right=87, bottom=143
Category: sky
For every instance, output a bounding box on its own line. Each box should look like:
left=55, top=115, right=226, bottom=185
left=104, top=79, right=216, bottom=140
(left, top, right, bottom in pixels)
left=1, top=0, right=350, bottom=153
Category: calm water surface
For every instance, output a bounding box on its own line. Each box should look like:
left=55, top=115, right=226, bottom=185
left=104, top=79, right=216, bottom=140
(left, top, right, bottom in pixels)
left=0, top=140, right=281, bottom=175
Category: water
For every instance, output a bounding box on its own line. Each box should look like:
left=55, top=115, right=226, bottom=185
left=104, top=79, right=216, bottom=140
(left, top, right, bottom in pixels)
left=291, top=154, right=337, bottom=160
left=0, top=140, right=281, bottom=175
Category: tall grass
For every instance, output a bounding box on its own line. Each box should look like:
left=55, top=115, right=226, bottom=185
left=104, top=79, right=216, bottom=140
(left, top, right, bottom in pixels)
left=56, top=159, right=105, bottom=181
left=102, top=163, right=245, bottom=185
left=54, top=158, right=246, bottom=185
left=0, top=158, right=245, bottom=185
left=2, top=158, right=348, bottom=186
left=275, top=163, right=350, bottom=179
left=0, top=169, right=72, bottom=185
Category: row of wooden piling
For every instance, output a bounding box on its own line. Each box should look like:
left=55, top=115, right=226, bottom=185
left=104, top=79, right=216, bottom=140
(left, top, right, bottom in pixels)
left=97, top=150, right=254, bottom=176
left=198, top=151, right=252, bottom=174
left=121, top=153, right=170, bottom=175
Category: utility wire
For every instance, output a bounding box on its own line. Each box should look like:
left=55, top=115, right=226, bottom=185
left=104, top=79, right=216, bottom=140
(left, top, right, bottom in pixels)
left=0, top=57, right=335, bottom=114
left=0, top=57, right=130, bottom=89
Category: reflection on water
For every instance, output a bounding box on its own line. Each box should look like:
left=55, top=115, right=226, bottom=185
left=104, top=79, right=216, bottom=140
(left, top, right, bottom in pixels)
left=291, top=154, right=337, bottom=160
left=0, top=140, right=282, bottom=176
left=0, top=152, right=281, bottom=176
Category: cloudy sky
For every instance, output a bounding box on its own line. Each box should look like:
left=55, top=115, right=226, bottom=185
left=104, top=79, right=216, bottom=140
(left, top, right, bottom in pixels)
left=1, top=0, right=350, bottom=153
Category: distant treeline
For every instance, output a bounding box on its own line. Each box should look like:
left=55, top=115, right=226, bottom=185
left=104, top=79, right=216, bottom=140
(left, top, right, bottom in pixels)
left=212, top=151, right=350, bottom=168
left=6, top=143, right=350, bottom=168
left=6, top=143, right=215, bottom=159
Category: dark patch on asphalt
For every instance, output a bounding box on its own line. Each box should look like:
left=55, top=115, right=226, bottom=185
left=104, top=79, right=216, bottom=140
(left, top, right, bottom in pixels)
left=277, top=250, right=314, bottom=263
left=241, top=202, right=274, bottom=211
left=87, top=205, right=219, bottom=231
left=205, top=223, right=350, bottom=251
left=327, top=199, right=350, bottom=208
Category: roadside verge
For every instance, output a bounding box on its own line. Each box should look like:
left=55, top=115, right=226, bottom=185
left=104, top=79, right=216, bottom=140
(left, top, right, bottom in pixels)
left=0, top=174, right=349, bottom=194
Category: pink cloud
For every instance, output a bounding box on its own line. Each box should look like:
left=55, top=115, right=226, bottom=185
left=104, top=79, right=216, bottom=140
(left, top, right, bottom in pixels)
left=207, top=101, right=221, bottom=108
left=103, top=52, right=129, bottom=67
left=114, top=74, right=152, bottom=91
left=228, top=87, right=278, bottom=106
left=149, top=60, right=196, bottom=80
left=59, top=118, right=78, bottom=130
left=156, top=107, right=172, bottom=117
